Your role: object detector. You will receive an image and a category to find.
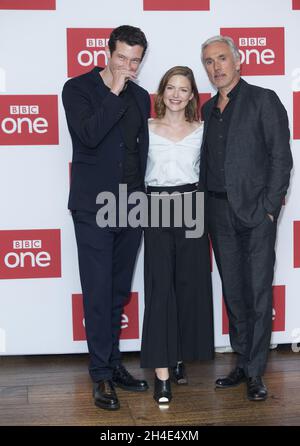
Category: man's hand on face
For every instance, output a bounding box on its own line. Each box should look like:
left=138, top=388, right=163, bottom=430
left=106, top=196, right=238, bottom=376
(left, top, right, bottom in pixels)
left=110, top=68, right=137, bottom=96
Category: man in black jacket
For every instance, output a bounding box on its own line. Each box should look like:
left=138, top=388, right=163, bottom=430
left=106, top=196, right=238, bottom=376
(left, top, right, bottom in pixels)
left=62, top=25, right=150, bottom=410
left=200, top=35, right=293, bottom=401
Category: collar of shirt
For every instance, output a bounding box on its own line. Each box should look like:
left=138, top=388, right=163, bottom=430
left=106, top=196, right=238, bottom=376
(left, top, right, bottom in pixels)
left=214, top=78, right=242, bottom=108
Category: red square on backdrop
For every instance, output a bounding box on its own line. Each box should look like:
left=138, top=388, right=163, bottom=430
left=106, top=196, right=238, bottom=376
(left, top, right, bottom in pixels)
left=293, top=92, right=300, bottom=139
left=67, top=28, right=113, bottom=78
left=222, top=298, right=229, bottom=335
left=120, top=292, right=139, bottom=340
left=72, top=294, right=86, bottom=342
left=0, top=95, right=59, bottom=146
left=220, top=27, right=285, bottom=76
left=0, top=229, right=61, bottom=279
left=72, top=292, right=139, bottom=341
left=272, top=286, right=286, bottom=332
left=0, top=0, right=55, bottom=9
left=143, top=0, right=209, bottom=10
left=292, top=0, right=300, bottom=9
left=294, top=221, right=300, bottom=268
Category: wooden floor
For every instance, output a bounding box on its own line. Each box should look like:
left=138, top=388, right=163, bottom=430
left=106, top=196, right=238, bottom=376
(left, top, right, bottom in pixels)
left=0, top=345, right=300, bottom=426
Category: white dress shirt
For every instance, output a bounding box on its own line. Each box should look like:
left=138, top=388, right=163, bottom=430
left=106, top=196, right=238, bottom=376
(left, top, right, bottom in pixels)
left=145, top=124, right=203, bottom=187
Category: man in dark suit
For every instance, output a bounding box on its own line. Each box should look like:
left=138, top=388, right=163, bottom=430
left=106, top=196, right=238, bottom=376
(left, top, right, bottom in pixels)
left=200, top=36, right=293, bottom=401
left=62, top=25, right=150, bottom=410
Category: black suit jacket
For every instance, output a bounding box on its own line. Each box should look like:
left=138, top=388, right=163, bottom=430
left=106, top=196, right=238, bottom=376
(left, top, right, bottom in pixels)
left=200, top=78, right=293, bottom=226
left=62, top=66, right=150, bottom=212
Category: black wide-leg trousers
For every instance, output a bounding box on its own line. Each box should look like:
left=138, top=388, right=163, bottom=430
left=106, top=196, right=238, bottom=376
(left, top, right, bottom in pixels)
left=141, top=188, right=214, bottom=369
left=207, top=195, right=277, bottom=377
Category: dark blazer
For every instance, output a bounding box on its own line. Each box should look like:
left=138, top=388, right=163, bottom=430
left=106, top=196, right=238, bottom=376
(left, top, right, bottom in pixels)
left=62, top=66, right=150, bottom=212
left=200, top=78, right=293, bottom=226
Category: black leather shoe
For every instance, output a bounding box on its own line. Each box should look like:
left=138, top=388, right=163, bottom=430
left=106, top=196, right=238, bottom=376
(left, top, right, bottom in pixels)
left=93, top=380, right=120, bottom=410
left=153, top=376, right=172, bottom=404
left=247, top=376, right=268, bottom=401
left=215, top=367, right=246, bottom=388
left=112, top=364, right=149, bottom=392
left=171, top=362, right=188, bottom=385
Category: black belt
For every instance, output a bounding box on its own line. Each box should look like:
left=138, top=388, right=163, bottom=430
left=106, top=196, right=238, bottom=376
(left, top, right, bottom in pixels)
left=146, top=183, right=198, bottom=194
left=208, top=190, right=228, bottom=200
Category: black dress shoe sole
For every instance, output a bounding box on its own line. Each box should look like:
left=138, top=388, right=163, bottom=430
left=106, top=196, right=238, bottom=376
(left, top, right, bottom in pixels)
left=112, top=382, right=149, bottom=392
left=215, top=378, right=246, bottom=389
left=247, top=394, right=267, bottom=401
left=95, top=400, right=120, bottom=410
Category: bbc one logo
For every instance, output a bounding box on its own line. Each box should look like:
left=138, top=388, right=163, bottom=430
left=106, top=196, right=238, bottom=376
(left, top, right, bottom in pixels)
left=0, top=0, right=56, bottom=9
left=72, top=292, right=139, bottom=341
left=0, top=230, right=61, bottom=279
left=220, top=28, right=285, bottom=75
left=143, top=0, right=209, bottom=10
left=67, top=28, right=113, bottom=77
left=0, top=96, right=59, bottom=146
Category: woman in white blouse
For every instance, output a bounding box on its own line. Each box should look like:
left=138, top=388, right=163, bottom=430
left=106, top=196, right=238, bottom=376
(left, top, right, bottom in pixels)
left=140, top=66, right=214, bottom=405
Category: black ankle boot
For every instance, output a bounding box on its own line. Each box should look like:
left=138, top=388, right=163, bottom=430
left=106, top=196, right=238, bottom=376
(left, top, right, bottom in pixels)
left=153, top=375, right=172, bottom=404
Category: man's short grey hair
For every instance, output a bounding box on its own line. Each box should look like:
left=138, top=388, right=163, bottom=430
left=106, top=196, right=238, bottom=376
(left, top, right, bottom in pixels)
left=201, top=35, right=241, bottom=64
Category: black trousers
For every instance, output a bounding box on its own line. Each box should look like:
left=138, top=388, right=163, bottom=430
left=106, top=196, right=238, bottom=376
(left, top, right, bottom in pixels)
left=207, top=195, right=277, bottom=377
left=72, top=210, right=142, bottom=382
left=141, top=188, right=214, bottom=368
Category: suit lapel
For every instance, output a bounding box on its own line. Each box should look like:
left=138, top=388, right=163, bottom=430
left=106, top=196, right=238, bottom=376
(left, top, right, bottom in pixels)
left=199, top=97, right=215, bottom=186
left=225, top=79, right=248, bottom=155
left=201, top=96, right=216, bottom=153
left=202, top=99, right=215, bottom=142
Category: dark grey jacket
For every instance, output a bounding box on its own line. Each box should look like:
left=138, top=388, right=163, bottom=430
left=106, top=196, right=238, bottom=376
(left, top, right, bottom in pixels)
left=200, top=78, right=293, bottom=226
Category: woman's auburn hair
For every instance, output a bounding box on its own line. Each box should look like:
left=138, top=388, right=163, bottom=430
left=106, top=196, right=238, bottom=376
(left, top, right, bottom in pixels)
left=154, top=66, right=200, bottom=122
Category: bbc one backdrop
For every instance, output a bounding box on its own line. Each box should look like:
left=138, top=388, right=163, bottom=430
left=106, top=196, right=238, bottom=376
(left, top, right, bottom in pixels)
left=0, top=0, right=299, bottom=355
